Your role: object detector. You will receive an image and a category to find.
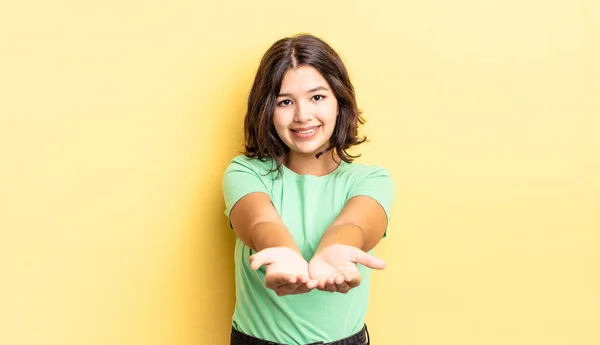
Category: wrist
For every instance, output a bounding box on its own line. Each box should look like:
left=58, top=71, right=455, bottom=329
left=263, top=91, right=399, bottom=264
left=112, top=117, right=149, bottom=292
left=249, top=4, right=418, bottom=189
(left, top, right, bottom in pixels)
left=316, top=224, right=367, bottom=254
left=250, top=222, right=301, bottom=253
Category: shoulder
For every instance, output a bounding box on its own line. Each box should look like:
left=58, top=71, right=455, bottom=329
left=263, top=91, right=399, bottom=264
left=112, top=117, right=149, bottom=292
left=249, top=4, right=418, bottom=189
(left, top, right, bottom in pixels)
left=341, top=162, right=395, bottom=220
left=339, top=161, right=393, bottom=182
left=222, top=155, right=277, bottom=216
left=224, top=155, right=276, bottom=177
left=341, top=161, right=395, bottom=200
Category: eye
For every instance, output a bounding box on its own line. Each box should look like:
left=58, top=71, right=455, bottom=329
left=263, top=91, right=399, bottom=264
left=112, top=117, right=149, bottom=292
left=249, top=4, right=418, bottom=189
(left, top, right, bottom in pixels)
left=278, top=99, right=292, bottom=106
left=312, top=95, right=325, bottom=101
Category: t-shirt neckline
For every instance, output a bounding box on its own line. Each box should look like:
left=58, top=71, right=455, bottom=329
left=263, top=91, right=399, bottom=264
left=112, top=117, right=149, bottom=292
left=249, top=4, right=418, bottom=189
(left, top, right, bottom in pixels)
left=281, top=160, right=348, bottom=180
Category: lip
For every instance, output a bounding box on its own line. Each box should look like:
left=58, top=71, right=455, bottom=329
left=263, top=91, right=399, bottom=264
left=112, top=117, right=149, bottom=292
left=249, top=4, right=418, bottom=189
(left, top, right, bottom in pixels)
left=290, top=125, right=320, bottom=139
left=291, top=126, right=320, bottom=132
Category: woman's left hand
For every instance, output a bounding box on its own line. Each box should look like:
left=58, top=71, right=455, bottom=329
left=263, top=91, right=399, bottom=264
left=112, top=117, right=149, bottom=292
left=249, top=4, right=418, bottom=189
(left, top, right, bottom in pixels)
left=307, top=244, right=386, bottom=294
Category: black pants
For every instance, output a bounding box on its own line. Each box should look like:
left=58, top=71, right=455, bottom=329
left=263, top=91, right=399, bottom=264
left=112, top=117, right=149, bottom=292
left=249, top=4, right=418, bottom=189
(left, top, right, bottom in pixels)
left=230, top=325, right=370, bottom=345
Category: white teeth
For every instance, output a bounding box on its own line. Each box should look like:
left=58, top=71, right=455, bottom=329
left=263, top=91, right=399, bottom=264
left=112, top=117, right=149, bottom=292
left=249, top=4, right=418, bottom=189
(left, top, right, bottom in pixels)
left=296, top=127, right=317, bottom=134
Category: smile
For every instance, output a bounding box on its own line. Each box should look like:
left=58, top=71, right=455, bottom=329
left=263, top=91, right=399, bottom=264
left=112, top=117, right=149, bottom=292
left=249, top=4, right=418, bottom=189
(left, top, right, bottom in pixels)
left=291, top=126, right=321, bottom=139
left=292, top=127, right=318, bottom=134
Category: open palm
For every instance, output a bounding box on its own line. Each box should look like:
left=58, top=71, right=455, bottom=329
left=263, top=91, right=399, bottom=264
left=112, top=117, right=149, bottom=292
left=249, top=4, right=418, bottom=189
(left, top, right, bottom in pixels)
left=308, top=244, right=386, bottom=294
left=250, top=247, right=318, bottom=296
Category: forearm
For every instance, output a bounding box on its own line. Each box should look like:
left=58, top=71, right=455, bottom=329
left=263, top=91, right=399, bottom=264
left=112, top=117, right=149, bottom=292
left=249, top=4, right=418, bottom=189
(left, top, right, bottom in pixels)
left=316, top=223, right=371, bottom=254
left=249, top=221, right=301, bottom=253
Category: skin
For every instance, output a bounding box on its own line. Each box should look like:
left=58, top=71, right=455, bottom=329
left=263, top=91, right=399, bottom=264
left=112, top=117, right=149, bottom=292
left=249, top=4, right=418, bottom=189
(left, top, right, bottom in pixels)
left=230, top=66, right=388, bottom=296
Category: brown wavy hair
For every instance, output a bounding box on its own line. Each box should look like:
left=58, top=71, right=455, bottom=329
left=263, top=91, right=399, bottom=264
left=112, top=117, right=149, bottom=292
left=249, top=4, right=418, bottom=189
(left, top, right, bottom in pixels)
left=244, top=33, right=366, bottom=175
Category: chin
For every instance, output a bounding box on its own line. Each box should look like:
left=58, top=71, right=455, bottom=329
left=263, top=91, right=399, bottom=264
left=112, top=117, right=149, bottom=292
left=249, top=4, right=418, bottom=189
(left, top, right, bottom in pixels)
left=290, top=145, right=330, bottom=157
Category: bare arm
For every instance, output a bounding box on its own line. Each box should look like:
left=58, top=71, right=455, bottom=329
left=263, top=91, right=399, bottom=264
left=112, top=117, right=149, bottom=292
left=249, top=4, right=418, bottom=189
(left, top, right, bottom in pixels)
left=308, top=195, right=388, bottom=293
left=229, top=192, right=300, bottom=254
left=229, top=192, right=317, bottom=295
left=315, top=195, right=388, bottom=254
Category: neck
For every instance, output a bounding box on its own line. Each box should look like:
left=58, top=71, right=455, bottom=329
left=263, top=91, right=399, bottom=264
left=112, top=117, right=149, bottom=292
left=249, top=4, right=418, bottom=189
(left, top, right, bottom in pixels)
left=284, top=150, right=340, bottom=176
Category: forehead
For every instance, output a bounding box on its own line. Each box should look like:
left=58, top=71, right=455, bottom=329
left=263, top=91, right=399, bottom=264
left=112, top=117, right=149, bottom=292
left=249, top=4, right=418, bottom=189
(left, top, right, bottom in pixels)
left=279, top=66, right=330, bottom=93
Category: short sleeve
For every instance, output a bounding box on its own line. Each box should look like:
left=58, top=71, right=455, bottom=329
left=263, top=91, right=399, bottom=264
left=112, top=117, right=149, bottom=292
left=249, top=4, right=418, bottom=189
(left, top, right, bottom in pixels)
left=347, top=167, right=395, bottom=234
left=222, top=157, right=270, bottom=226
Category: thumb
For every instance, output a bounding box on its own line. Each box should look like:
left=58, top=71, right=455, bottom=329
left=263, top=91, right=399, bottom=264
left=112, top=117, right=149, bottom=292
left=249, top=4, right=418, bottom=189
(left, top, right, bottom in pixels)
left=249, top=248, right=274, bottom=271
left=353, top=249, right=387, bottom=270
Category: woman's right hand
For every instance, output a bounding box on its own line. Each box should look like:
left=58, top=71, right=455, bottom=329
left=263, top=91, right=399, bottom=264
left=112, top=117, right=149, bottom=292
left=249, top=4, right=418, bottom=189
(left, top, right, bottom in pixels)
left=250, top=247, right=318, bottom=296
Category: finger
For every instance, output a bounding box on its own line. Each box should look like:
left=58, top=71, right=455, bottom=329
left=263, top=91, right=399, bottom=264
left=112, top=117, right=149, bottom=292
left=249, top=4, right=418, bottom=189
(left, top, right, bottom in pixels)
left=314, top=276, right=327, bottom=289
left=316, top=276, right=330, bottom=290
left=265, top=273, right=296, bottom=289
left=277, top=281, right=313, bottom=296
left=295, top=278, right=319, bottom=294
left=334, top=274, right=345, bottom=285
left=353, top=250, right=387, bottom=270
left=344, top=272, right=361, bottom=288
left=291, top=283, right=313, bottom=295
left=305, top=279, right=319, bottom=289
left=317, top=284, right=337, bottom=292
left=249, top=250, right=274, bottom=271
left=275, top=284, right=298, bottom=296
left=327, top=275, right=337, bottom=285
left=335, top=281, right=351, bottom=294
left=324, top=282, right=337, bottom=293
left=320, top=275, right=338, bottom=293
left=296, top=274, right=310, bottom=284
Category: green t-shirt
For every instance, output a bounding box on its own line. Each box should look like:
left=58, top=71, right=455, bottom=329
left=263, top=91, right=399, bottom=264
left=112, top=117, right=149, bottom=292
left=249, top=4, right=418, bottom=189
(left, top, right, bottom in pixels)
left=222, top=155, right=394, bottom=345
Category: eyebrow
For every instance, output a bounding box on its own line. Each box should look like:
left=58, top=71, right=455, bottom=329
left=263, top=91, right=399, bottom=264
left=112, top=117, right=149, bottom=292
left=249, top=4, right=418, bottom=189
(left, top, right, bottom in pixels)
left=278, top=86, right=330, bottom=97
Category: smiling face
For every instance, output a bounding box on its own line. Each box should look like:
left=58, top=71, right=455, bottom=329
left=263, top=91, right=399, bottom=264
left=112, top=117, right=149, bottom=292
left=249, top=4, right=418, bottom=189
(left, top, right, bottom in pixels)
left=273, top=65, right=339, bottom=158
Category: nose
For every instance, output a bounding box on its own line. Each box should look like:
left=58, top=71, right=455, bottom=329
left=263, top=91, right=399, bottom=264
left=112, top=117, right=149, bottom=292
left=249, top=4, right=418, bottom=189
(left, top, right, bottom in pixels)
left=294, top=102, right=312, bottom=123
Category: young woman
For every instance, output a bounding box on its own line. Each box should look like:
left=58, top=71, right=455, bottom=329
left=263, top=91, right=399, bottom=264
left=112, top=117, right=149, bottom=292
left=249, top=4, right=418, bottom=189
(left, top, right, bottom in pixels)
left=223, top=34, right=394, bottom=345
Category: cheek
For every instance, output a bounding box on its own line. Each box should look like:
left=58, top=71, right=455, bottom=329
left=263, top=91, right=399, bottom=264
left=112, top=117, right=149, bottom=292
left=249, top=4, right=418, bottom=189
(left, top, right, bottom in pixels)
left=324, top=104, right=339, bottom=124
left=272, top=111, right=284, bottom=128
left=273, top=107, right=297, bottom=130
left=272, top=112, right=289, bottom=138
left=325, top=100, right=339, bottom=118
